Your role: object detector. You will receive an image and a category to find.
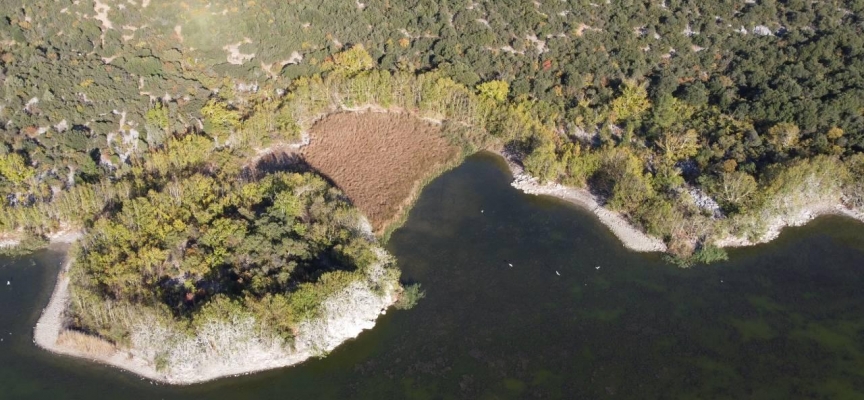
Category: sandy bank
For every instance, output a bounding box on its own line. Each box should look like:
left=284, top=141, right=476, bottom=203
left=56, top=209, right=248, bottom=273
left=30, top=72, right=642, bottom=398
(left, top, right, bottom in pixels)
left=34, top=249, right=398, bottom=385
left=496, top=150, right=667, bottom=253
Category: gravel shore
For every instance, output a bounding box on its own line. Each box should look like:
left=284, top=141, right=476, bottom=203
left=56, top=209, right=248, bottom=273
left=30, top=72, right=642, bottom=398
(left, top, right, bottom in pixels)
left=497, top=151, right=667, bottom=253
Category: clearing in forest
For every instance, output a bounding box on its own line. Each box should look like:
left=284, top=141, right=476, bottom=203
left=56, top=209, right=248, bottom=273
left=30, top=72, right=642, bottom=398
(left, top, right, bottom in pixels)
left=303, top=112, right=459, bottom=235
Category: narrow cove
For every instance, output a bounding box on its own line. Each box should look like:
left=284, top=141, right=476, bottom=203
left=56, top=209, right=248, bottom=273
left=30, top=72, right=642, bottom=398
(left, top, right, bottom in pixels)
left=2, top=152, right=864, bottom=399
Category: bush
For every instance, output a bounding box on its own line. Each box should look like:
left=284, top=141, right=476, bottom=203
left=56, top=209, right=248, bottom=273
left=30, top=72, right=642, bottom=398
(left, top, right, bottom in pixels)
left=394, top=283, right=425, bottom=310
left=664, top=243, right=728, bottom=268
left=692, top=244, right=729, bottom=264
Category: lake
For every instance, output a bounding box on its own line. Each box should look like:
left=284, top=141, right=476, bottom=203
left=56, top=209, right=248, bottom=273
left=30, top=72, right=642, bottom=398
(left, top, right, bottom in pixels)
left=2, top=152, right=864, bottom=399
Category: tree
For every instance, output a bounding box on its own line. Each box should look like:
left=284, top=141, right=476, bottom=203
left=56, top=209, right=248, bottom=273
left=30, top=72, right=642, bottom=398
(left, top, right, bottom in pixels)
left=766, top=122, right=800, bottom=153
left=844, top=154, right=864, bottom=209
left=656, top=129, right=700, bottom=162
left=0, top=153, right=34, bottom=186
left=322, top=45, right=374, bottom=76
left=593, top=148, right=654, bottom=212
left=476, top=80, right=509, bottom=103
left=201, top=100, right=241, bottom=140
left=609, top=80, right=650, bottom=123
left=394, top=283, right=425, bottom=310
left=704, top=171, right=758, bottom=213
left=524, top=140, right=563, bottom=182
left=650, top=94, right=694, bottom=131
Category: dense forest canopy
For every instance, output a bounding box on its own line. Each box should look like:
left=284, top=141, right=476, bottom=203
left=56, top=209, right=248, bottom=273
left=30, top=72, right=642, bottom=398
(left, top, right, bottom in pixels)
left=1, top=0, right=864, bottom=262
left=70, top=161, right=394, bottom=345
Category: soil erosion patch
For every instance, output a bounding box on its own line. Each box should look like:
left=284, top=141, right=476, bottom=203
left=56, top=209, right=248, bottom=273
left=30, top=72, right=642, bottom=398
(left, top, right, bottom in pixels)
left=303, top=112, right=459, bottom=234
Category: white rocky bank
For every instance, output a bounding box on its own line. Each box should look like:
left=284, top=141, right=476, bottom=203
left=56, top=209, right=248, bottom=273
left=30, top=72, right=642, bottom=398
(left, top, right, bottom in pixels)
left=35, top=249, right=398, bottom=385
left=499, top=151, right=667, bottom=252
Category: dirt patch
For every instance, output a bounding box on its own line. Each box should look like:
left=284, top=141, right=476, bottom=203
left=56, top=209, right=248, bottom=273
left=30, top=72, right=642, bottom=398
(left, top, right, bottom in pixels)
left=303, top=112, right=459, bottom=234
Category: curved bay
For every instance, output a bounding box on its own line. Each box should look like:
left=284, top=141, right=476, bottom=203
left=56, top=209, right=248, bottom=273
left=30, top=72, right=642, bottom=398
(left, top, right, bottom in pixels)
left=2, top=152, right=864, bottom=399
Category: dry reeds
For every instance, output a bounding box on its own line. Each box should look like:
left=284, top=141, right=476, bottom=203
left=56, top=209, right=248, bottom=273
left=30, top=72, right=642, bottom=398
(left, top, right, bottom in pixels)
left=57, top=330, right=117, bottom=357
left=304, top=112, right=459, bottom=235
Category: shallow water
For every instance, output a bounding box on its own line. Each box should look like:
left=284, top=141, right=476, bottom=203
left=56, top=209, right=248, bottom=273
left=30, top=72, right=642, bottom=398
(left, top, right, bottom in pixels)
left=2, top=152, right=864, bottom=399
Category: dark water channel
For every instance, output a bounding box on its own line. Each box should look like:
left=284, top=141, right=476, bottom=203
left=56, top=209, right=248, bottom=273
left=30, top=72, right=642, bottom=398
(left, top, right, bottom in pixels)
left=2, top=152, right=864, bottom=399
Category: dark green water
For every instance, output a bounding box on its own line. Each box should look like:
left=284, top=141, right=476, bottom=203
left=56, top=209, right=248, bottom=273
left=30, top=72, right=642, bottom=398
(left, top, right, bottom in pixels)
left=3, top=152, right=864, bottom=399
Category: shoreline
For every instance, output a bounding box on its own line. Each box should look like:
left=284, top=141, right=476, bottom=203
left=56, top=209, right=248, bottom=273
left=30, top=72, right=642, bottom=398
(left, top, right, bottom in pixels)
left=20, top=106, right=864, bottom=383
left=34, top=253, right=181, bottom=383
left=33, top=249, right=398, bottom=385
left=715, top=203, right=864, bottom=248
left=0, top=226, right=82, bottom=249
left=494, top=150, right=667, bottom=253
left=494, top=149, right=864, bottom=253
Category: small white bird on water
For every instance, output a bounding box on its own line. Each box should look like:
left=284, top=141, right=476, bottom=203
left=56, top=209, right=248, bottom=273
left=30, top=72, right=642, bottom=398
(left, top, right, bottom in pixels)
left=595, top=265, right=601, bottom=270
left=508, top=263, right=513, bottom=267
left=555, top=271, right=561, bottom=276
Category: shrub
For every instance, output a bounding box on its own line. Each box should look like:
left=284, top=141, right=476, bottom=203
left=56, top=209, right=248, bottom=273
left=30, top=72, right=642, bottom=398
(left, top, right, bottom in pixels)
left=394, top=283, right=426, bottom=310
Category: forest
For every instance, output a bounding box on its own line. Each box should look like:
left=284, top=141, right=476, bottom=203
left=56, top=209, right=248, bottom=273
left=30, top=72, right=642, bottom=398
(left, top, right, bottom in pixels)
left=2, top=0, right=864, bottom=344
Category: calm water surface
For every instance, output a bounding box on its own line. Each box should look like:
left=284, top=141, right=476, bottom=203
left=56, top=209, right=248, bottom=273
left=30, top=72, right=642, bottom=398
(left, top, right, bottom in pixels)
left=2, top=152, right=864, bottom=399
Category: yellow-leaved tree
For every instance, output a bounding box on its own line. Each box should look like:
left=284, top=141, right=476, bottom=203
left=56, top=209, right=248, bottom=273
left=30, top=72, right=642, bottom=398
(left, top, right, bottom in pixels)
left=0, top=153, right=35, bottom=186
left=609, top=80, right=651, bottom=123
left=657, top=129, right=701, bottom=163
left=766, top=122, right=801, bottom=152
left=476, top=80, right=509, bottom=103
left=322, top=44, right=374, bottom=76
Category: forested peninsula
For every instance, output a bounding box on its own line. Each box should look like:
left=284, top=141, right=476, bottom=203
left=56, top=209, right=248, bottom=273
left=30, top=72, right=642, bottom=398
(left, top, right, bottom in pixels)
left=3, top=0, right=864, bottom=382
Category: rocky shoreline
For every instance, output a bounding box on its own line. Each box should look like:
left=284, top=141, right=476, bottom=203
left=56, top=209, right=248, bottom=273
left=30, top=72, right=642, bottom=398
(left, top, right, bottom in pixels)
left=496, top=150, right=864, bottom=254
left=33, top=248, right=398, bottom=385
left=715, top=203, right=864, bottom=248
left=496, top=150, right=667, bottom=253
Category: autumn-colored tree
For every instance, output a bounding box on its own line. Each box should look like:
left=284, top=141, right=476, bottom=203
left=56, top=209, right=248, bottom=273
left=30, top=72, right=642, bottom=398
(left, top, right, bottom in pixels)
left=322, top=44, right=374, bottom=76
left=656, top=129, right=700, bottom=162
left=766, top=122, right=801, bottom=153
left=476, top=80, right=510, bottom=103
left=609, top=80, right=650, bottom=123
left=0, top=152, right=34, bottom=186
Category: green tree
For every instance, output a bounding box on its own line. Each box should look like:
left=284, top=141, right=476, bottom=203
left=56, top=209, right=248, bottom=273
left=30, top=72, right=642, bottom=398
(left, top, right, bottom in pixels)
left=201, top=100, right=241, bottom=138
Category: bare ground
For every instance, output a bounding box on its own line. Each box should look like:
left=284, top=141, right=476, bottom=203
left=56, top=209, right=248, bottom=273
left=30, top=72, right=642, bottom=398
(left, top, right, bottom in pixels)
left=303, top=112, right=459, bottom=234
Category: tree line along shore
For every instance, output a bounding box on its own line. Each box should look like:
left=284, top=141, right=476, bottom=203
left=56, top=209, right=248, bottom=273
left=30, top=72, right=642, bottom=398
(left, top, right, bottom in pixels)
left=2, top=0, right=864, bottom=382
left=4, top=45, right=864, bottom=263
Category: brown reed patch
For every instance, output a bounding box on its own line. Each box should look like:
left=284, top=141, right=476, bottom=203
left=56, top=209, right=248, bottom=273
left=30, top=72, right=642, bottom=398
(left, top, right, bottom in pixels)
left=57, top=330, right=117, bottom=357
left=303, top=112, right=459, bottom=234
